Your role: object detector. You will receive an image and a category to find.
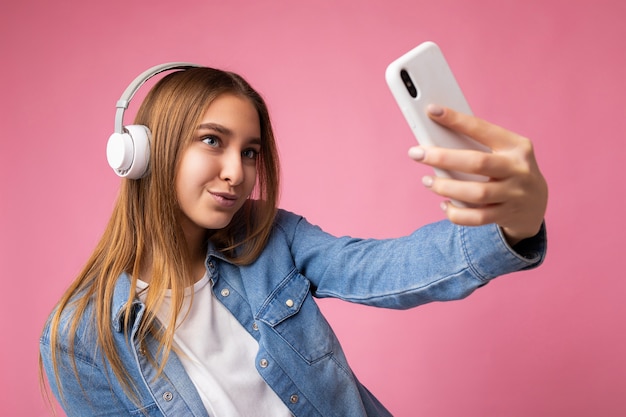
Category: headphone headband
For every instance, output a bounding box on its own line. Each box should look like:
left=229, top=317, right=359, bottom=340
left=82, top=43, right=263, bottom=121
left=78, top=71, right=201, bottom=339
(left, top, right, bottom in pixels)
left=113, top=62, right=202, bottom=134
left=107, top=62, right=202, bottom=179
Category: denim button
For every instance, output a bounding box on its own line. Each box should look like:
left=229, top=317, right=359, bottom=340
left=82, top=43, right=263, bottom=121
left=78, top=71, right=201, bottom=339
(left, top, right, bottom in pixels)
left=162, top=391, right=173, bottom=402
left=252, top=322, right=259, bottom=331
left=290, top=394, right=299, bottom=403
left=259, top=359, right=269, bottom=368
left=208, top=261, right=215, bottom=269
left=285, top=299, right=294, bottom=308
left=220, top=288, right=230, bottom=297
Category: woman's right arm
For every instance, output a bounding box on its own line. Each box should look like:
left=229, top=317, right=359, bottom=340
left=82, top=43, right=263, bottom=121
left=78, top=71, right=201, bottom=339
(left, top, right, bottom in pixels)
left=277, top=210, right=545, bottom=310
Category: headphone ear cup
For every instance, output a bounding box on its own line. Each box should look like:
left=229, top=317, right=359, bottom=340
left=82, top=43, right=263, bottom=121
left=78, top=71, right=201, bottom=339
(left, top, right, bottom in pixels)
left=106, top=125, right=151, bottom=179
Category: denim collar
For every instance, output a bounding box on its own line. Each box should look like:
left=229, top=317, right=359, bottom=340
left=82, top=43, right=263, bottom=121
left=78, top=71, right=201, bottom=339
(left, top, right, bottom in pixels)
left=110, top=241, right=233, bottom=333
left=111, top=273, right=144, bottom=333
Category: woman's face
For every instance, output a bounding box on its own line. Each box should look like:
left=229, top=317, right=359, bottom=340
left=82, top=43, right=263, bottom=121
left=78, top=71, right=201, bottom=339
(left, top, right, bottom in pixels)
left=175, top=93, right=261, bottom=241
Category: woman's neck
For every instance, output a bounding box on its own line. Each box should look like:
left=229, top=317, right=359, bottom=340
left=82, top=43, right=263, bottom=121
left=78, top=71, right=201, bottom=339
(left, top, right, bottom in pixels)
left=185, top=228, right=209, bottom=283
left=139, top=230, right=208, bottom=285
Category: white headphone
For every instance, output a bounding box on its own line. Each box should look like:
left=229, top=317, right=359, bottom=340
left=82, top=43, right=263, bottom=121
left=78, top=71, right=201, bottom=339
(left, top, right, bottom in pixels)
left=106, top=62, right=202, bottom=179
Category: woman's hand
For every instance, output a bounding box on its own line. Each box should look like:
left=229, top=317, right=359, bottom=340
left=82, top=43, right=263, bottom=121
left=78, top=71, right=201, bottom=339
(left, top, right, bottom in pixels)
left=408, top=105, right=548, bottom=246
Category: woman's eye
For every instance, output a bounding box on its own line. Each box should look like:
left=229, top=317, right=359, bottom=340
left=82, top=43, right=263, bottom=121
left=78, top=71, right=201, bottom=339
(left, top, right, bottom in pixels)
left=242, top=149, right=259, bottom=159
left=201, top=136, right=219, bottom=147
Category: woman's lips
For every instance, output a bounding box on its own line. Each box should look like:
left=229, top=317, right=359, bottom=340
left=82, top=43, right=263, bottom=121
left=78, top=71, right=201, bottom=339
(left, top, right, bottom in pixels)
left=209, top=191, right=239, bottom=208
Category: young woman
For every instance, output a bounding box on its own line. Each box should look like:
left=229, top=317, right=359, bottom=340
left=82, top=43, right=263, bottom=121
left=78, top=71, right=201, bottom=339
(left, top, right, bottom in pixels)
left=40, top=65, right=547, bottom=417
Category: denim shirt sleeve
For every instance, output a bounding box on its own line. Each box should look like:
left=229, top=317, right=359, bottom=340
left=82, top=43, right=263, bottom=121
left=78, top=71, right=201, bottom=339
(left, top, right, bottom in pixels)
left=276, top=211, right=546, bottom=309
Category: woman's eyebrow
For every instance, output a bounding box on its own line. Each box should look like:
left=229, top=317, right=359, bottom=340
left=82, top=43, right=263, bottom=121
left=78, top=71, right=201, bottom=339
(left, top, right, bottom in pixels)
left=247, top=137, right=262, bottom=146
left=196, top=122, right=232, bottom=135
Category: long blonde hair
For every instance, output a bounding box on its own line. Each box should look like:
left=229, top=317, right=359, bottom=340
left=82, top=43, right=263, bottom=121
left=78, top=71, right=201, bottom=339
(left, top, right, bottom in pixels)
left=42, top=67, right=280, bottom=405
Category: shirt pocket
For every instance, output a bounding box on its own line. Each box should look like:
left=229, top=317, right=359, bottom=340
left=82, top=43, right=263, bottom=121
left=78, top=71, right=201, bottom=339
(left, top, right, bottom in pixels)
left=256, top=269, right=334, bottom=364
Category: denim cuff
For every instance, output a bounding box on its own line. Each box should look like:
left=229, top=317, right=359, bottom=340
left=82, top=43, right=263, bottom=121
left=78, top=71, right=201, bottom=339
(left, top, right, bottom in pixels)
left=460, top=221, right=547, bottom=281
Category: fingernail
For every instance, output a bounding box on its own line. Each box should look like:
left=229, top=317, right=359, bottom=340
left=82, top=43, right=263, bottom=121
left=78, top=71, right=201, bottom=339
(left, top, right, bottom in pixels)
left=440, top=201, right=448, bottom=211
left=409, top=147, right=425, bottom=161
left=422, top=176, right=433, bottom=187
left=427, top=104, right=444, bottom=117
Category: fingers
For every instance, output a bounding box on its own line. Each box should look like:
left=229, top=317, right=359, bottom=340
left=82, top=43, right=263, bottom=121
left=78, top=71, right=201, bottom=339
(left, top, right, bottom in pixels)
left=409, top=145, right=514, bottom=180
left=421, top=175, right=513, bottom=207
left=439, top=200, right=503, bottom=227
left=426, top=105, right=527, bottom=151
left=408, top=106, right=548, bottom=242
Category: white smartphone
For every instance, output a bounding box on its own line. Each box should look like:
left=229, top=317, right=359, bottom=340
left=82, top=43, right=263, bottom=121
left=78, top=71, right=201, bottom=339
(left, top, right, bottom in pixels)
left=386, top=41, right=490, bottom=185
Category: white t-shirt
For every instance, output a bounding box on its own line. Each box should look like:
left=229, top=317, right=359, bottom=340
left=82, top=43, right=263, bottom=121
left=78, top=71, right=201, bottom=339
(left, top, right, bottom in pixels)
left=137, top=274, right=292, bottom=417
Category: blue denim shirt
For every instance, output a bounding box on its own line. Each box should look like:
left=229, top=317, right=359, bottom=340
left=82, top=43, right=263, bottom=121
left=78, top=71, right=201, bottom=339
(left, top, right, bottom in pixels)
left=40, top=209, right=546, bottom=417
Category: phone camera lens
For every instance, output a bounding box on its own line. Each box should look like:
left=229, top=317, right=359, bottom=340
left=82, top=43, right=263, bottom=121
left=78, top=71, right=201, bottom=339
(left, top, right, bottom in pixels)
left=400, top=69, right=418, bottom=98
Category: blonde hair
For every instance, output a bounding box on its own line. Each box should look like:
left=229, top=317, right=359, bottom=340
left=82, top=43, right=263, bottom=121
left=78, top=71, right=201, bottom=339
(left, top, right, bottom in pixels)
left=42, top=67, right=280, bottom=405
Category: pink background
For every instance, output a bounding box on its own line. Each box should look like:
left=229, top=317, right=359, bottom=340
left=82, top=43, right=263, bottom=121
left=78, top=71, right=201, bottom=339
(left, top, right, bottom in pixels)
left=2, top=0, right=625, bottom=416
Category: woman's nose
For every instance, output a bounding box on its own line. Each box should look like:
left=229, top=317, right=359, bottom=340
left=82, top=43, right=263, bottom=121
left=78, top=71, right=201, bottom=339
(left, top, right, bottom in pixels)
left=219, top=151, right=244, bottom=186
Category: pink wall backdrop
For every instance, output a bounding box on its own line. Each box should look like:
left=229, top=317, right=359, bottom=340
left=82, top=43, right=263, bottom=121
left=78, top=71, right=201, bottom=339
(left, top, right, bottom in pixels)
left=2, top=0, right=625, bottom=415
